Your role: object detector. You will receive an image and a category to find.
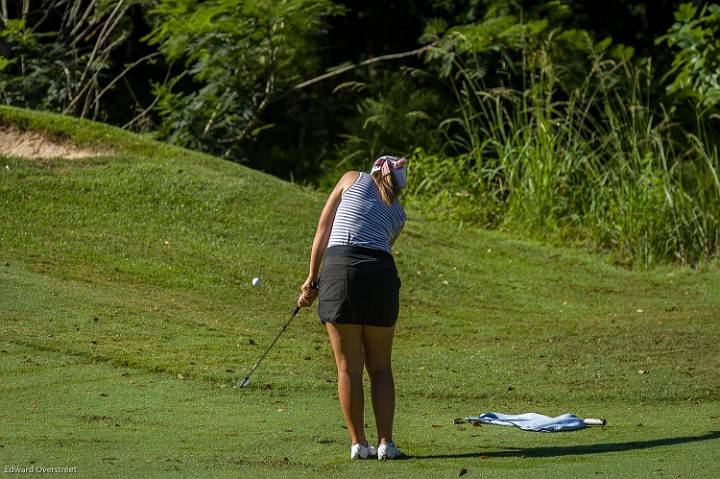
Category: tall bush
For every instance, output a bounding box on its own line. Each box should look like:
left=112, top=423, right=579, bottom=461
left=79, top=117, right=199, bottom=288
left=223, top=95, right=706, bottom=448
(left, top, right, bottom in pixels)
left=144, top=0, right=342, bottom=161
left=409, top=3, right=719, bottom=266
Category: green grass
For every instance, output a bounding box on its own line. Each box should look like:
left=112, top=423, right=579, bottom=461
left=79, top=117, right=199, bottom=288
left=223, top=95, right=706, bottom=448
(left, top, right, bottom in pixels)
left=1, top=105, right=719, bottom=478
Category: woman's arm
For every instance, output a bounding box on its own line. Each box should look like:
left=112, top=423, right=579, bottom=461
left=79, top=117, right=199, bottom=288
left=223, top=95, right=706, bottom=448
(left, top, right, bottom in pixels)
left=298, top=171, right=358, bottom=307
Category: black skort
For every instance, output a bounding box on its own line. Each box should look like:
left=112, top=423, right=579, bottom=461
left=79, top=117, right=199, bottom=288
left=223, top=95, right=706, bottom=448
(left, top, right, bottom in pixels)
left=318, top=245, right=401, bottom=327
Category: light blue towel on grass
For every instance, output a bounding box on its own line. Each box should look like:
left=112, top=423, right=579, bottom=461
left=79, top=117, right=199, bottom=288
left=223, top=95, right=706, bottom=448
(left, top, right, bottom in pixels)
left=465, top=412, right=586, bottom=432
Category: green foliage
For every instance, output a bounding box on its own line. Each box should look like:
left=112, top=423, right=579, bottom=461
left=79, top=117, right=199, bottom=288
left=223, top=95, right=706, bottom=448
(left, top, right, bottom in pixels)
left=330, top=72, right=445, bottom=173
left=421, top=1, right=566, bottom=79
left=0, top=19, right=76, bottom=110
left=2, top=0, right=718, bottom=267
left=405, top=147, right=503, bottom=227
left=658, top=3, right=720, bottom=110
left=0, top=1, right=145, bottom=120
left=144, top=0, right=343, bottom=160
left=411, top=5, right=720, bottom=267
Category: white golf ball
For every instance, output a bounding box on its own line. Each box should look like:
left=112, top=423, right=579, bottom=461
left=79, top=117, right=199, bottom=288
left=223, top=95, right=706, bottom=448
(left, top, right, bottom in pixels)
left=252, top=277, right=262, bottom=287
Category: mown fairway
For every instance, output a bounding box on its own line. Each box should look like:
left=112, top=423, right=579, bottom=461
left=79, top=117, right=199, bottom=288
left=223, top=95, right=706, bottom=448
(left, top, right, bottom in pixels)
left=1, top=107, right=719, bottom=478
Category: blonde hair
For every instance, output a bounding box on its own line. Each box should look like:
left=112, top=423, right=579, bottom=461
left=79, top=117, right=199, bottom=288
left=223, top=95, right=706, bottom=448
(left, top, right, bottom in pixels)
left=371, top=170, right=401, bottom=206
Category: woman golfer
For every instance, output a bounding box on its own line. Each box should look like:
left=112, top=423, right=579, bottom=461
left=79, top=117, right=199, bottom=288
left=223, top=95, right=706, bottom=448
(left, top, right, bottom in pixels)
left=298, top=156, right=407, bottom=460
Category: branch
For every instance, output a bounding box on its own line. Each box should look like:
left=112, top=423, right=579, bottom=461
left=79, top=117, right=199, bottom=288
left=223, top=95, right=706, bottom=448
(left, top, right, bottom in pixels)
left=0, top=0, right=7, bottom=26
left=92, top=51, right=162, bottom=110
left=69, top=0, right=101, bottom=45
left=76, top=0, right=127, bottom=88
left=229, top=43, right=436, bottom=141
left=291, top=42, right=436, bottom=91
left=31, top=0, right=66, bottom=34
left=63, top=73, right=93, bottom=114
left=122, top=66, right=183, bottom=131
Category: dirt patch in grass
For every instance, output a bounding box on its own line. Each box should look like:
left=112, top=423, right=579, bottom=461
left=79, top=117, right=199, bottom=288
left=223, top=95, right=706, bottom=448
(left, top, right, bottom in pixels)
left=0, top=126, right=113, bottom=159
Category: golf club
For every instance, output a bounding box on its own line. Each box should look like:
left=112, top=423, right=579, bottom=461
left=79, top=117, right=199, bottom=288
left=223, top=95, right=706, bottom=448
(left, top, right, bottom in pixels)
left=235, top=281, right=318, bottom=388
left=236, top=306, right=301, bottom=388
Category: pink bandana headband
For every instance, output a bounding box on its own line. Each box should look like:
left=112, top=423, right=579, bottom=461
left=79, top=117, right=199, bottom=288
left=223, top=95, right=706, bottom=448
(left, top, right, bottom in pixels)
left=371, top=155, right=407, bottom=188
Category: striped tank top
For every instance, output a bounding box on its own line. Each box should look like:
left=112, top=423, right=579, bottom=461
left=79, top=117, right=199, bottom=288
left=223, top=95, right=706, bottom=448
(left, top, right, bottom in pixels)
left=327, top=172, right=406, bottom=253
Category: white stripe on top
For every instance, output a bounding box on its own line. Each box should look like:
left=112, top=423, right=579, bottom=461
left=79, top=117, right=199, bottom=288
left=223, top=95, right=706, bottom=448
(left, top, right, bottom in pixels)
left=327, top=172, right=406, bottom=253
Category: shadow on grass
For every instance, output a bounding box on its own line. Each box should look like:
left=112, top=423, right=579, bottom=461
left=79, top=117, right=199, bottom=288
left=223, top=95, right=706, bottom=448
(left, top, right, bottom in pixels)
left=411, top=431, right=720, bottom=460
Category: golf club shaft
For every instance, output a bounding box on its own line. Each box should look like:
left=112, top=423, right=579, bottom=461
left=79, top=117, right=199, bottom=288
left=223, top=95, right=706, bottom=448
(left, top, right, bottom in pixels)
left=240, top=306, right=301, bottom=385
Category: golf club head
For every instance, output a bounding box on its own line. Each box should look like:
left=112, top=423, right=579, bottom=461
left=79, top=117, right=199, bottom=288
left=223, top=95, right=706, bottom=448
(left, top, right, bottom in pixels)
left=237, top=377, right=251, bottom=388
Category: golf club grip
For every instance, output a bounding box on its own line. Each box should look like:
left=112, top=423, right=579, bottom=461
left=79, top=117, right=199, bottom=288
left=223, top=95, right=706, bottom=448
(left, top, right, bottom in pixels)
left=583, top=418, right=606, bottom=426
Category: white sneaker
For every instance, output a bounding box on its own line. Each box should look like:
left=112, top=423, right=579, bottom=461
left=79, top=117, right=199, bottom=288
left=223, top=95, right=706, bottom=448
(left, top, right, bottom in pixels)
left=377, top=442, right=402, bottom=460
left=350, top=442, right=377, bottom=460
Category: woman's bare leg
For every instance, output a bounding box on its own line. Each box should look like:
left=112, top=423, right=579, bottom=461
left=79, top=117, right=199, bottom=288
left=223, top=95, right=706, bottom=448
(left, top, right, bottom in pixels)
left=362, top=325, right=395, bottom=445
left=325, top=323, right=367, bottom=445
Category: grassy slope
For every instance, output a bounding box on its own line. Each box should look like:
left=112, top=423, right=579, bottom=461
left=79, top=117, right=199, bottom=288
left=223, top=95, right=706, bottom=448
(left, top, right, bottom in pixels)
left=1, top=105, right=719, bottom=478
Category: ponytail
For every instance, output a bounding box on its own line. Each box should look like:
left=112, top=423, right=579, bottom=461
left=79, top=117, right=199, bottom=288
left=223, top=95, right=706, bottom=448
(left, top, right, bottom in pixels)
left=371, top=170, right=400, bottom=206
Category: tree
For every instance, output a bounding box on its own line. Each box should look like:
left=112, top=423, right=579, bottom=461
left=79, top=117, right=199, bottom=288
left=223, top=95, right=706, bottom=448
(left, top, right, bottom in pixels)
left=144, top=0, right=343, bottom=161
